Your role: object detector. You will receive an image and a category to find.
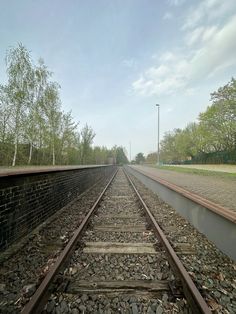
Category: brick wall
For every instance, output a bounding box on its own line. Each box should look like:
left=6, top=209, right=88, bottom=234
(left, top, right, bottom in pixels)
left=0, top=166, right=115, bottom=251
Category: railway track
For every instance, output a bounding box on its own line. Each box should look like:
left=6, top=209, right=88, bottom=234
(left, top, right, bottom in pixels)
left=22, top=168, right=210, bottom=314
left=0, top=173, right=114, bottom=313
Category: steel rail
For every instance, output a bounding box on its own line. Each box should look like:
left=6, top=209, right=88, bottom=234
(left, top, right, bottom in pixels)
left=124, top=169, right=211, bottom=314
left=129, top=166, right=236, bottom=223
left=21, top=168, right=118, bottom=314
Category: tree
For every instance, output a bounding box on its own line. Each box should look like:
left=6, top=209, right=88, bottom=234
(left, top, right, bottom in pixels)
left=159, top=78, right=236, bottom=164
left=146, top=152, right=157, bottom=164
left=0, top=85, right=13, bottom=165
left=0, top=85, right=11, bottom=144
left=160, top=129, right=182, bottom=163
left=0, top=44, right=138, bottom=166
left=175, top=123, right=201, bottom=159
left=57, top=111, right=78, bottom=164
left=5, top=43, right=33, bottom=166
left=135, top=152, right=145, bottom=164
left=199, top=78, right=236, bottom=152
left=25, top=58, right=51, bottom=164
left=93, top=146, right=110, bottom=164
left=112, top=146, right=128, bottom=164
left=80, top=124, right=95, bottom=164
left=41, top=82, right=61, bottom=165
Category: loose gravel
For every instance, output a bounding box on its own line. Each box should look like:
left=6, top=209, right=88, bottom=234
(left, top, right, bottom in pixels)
left=45, top=169, right=192, bottom=314
left=83, top=230, right=156, bottom=244
left=0, top=175, right=113, bottom=313
left=44, top=293, right=189, bottom=314
left=2, top=167, right=229, bottom=313
left=129, top=173, right=236, bottom=314
left=65, top=252, right=174, bottom=282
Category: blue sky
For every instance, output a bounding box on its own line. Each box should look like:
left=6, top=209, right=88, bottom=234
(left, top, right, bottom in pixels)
left=1, top=0, right=236, bottom=160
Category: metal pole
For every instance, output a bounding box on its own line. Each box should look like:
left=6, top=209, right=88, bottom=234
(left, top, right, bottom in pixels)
left=156, top=104, right=160, bottom=166
left=129, top=141, right=131, bottom=163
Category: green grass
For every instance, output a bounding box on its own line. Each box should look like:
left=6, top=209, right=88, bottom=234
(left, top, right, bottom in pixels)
left=147, top=164, right=236, bottom=180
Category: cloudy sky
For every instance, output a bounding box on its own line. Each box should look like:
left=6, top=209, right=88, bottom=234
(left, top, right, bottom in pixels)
left=0, top=0, right=236, bottom=160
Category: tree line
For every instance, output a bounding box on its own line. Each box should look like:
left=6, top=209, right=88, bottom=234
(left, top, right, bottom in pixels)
left=160, top=78, right=236, bottom=164
left=0, top=43, right=128, bottom=166
left=134, top=79, right=236, bottom=165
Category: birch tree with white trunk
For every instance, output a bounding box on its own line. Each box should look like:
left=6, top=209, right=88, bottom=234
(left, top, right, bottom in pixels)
left=41, top=82, right=61, bottom=165
left=5, top=44, right=33, bottom=166
left=25, top=59, right=51, bottom=164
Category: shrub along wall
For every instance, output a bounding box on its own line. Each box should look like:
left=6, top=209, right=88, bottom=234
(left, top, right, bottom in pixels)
left=183, top=150, right=236, bottom=165
left=0, top=165, right=116, bottom=251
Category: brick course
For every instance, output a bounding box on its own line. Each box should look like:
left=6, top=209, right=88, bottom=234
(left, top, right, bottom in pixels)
left=0, top=166, right=115, bottom=250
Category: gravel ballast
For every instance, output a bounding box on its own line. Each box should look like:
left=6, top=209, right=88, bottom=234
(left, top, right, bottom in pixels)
left=129, top=173, right=236, bottom=314
left=0, top=175, right=113, bottom=313
left=44, top=169, right=192, bottom=313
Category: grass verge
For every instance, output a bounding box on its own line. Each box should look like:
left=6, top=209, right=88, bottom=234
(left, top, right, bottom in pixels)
left=147, top=164, right=236, bottom=179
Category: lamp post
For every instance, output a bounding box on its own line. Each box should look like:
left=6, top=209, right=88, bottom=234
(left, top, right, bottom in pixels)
left=156, top=104, right=160, bottom=166
left=129, top=141, right=131, bottom=163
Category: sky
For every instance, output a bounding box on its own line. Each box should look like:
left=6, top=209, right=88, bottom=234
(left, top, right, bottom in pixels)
left=0, top=0, right=236, bottom=160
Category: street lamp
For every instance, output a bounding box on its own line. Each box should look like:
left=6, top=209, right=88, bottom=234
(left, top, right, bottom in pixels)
left=129, top=141, right=131, bottom=163
left=156, top=104, right=160, bottom=166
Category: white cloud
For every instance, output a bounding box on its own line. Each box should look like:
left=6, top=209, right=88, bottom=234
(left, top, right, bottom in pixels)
left=163, top=12, right=173, bottom=20
left=132, top=14, right=236, bottom=97
left=132, top=61, right=187, bottom=97
left=159, top=52, right=177, bottom=62
left=189, top=15, right=236, bottom=79
left=185, top=25, right=218, bottom=46
left=185, top=26, right=204, bottom=46
left=183, top=0, right=236, bottom=29
left=202, top=25, right=218, bottom=42
left=146, top=64, right=170, bottom=77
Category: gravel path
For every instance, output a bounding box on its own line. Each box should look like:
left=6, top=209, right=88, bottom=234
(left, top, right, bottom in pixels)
left=133, top=166, right=236, bottom=211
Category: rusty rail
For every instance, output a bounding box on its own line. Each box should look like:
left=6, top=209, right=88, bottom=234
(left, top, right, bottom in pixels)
left=22, top=167, right=210, bottom=313
left=21, top=168, right=118, bottom=314
left=124, top=169, right=211, bottom=314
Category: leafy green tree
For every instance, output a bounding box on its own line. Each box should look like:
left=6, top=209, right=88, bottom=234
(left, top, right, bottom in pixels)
left=160, top=129, right=182, bottom=163
left=93, top=146, right=110, bottom=164
left=57, top=111, right=78, bottom=164
left=0, top=85, right=11, bottom=144
left=199, top=78, right=236, bottom=152
left=25, top=59, right=51, bottom=164
left=146, top=152, right=157, bottom=164
left=5, top=44, right=33, bottom=166
left=113, top=146, right=128, bottom=164
left=80, top=124, right=95, bottom=164
left=0, top=85, right=13, bottom=164
left=41, top=82, right=61, bottom=165
left=175, top=123, right=202, bottom=159
left=160, top=78, right=236, bottom=163
left=135, top=152, right=145, bottom=164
